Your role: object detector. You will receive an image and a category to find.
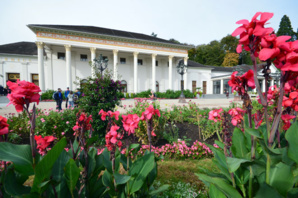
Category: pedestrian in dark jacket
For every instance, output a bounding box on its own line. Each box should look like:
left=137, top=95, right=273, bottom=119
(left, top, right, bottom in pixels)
left=54, top=88, right=63, bottom=110
left=64, top=87, right=70, bottom=108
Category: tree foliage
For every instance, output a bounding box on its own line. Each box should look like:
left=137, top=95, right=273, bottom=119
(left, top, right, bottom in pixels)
left=188, top=35, right=247, bottom=66
left=276, top=15, right=297, bottom=41
left=222, top=51, right=239, bottom=67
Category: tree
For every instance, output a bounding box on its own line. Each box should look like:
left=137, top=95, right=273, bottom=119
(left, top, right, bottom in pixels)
left=276, top=15, right=296, bottom=41
left=220, top=35, right=239, bottom=53
left=151, top=32, right=157, bottom=37
left=222, top=51, right=239, bottom=66
left=169, top=38, right=180, bottom=44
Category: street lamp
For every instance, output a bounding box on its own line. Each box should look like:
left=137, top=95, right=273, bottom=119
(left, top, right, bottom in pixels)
left=176, top=60, right=187, bottom=103
left=94, top=54, right=109, bottom=77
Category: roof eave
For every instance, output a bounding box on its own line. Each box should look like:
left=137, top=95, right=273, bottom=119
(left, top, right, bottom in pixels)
left=28, top=25, right=193, bottom=50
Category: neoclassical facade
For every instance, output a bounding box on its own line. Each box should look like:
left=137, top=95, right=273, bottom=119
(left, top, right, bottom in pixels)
left=28, top=25, right=197, bottom=93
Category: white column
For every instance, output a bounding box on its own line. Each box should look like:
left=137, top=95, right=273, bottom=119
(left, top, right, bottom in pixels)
left=152, top=54, right=157, bottom=92
left=262, top=79, right=266, bottom=92
left=220, top=79, right=224, bottom=94
left=36, top=42, right=45, bottom=92
left=168, top=55, right=173, bottom=90
left=270, top=80, right=274, bottom=87
left=133, top=52, right=139, bottom=93
left=65, top=45, right=72, bottom=90
left=184, top=57, right=188, bottom=90
left=90, top=47, right=96, bottom=78
left=113, top=49, right=118, bottom=81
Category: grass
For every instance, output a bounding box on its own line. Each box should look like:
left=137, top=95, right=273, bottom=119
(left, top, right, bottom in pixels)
left=156, top=158, right=218, bottom=193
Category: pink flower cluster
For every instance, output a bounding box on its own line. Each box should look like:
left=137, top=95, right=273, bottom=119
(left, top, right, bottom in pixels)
left=135, top=140, right=213, bottom=160
left=208, top=108, right=223, bottom=122
left=228, top=107, right=246, bottom=126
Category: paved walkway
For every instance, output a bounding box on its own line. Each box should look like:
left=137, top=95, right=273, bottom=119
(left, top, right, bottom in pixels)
left=0, top=96, right=241, bottom=116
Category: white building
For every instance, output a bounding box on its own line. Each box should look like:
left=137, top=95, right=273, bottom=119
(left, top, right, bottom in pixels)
left=0, top=25, right=279, bottom=95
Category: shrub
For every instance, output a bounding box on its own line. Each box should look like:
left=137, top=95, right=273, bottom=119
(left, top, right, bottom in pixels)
left=7, top=108, right=79, bottom=143
left=41, top=89, right=55, bottom=100
left=78, top=70, right=122, bottom=139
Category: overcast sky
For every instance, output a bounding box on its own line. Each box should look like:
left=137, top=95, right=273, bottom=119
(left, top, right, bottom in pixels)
left=1, top=0, right=298, bottom=46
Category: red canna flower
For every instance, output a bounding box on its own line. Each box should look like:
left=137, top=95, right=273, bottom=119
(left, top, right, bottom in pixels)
left=140, top=105, right=160, bottom=120
left=228, top=107, right=246, bottom=126
left=6, top=80, right=41, bottom=112
left=259, top=35, right=291, bottom=61
left=281, top=114, right=296, bottom=131
left=283, top=91, right=298, bottom=111
left=35, top=135, right=56, bottom=155
left=105, top=125, right=122, bottom=151
left=228, top=70, right=255, bottom=95
left=73, top=112, right=93, bottom=135
left=208, top=108, right=223, bottom=122
left=232, top=12, right=274, bottom=56
left=99, top=110, right=119, bottom=121
left=0, top=116, right=9, bottom=136
left=122, top=114, right=140, bottom=136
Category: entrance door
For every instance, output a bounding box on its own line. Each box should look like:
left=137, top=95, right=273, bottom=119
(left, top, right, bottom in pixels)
left=203, top=81, right=207, bottom=94
left=192, top=81, right=196, bottom=93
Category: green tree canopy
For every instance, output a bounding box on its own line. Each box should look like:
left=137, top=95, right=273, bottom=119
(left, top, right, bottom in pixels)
left=276, top=15, right=297, bottom=41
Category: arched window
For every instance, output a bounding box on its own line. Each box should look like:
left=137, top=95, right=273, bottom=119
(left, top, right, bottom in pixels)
left=156, top=81, right=159, bottom=92
left=121, top=80, right=127, bottom=93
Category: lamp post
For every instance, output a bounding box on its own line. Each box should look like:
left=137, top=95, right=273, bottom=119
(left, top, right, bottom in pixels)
left=94, top=54, right=109, bottom=77
left=177, top=60, right=187, bottom=103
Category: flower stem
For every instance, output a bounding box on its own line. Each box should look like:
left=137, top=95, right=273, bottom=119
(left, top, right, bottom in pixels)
left=266, top=153, right=270, bottom=184
left=249, top=166, right=253, bottom=198
left=269, top=72, right=288, bottom=147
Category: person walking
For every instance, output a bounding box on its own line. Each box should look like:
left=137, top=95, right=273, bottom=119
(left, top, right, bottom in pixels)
left=68, top=91, right=74, bottom=108
left=54, top=88, right=63, bottom=110
left=64, top=87, right=70, bottom=108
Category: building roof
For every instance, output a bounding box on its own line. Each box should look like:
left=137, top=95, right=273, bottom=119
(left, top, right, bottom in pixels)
left=28, top=24, right=192, bottom=48
left=186, top=60, right=265, bottom=73
left=186, top=60, right=214, bottom=69
left=0, top=42, right=37, bottom=56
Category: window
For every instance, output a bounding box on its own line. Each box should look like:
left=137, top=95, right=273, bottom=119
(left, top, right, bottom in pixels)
left=58, top=52, right=65, bottom=60
left=156, top=60, right=158, bottom=66
left=138, top=59, right=143, bottom=65
left=213, top=80, right=221, bottom=94
left=7, top=73, right=20, bottom=83
left=121, top=80, right=127, bottom=93
left=32, top=74, right=39, bottom=86
left=80, top=54, right=88, bottom=61
left=120, top=58, right=126, bottom=64
left=223, top=79, right=232, bottom=94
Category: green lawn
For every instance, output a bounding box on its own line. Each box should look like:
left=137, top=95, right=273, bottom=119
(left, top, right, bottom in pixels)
left=156, top=158, right=217, bottom=193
